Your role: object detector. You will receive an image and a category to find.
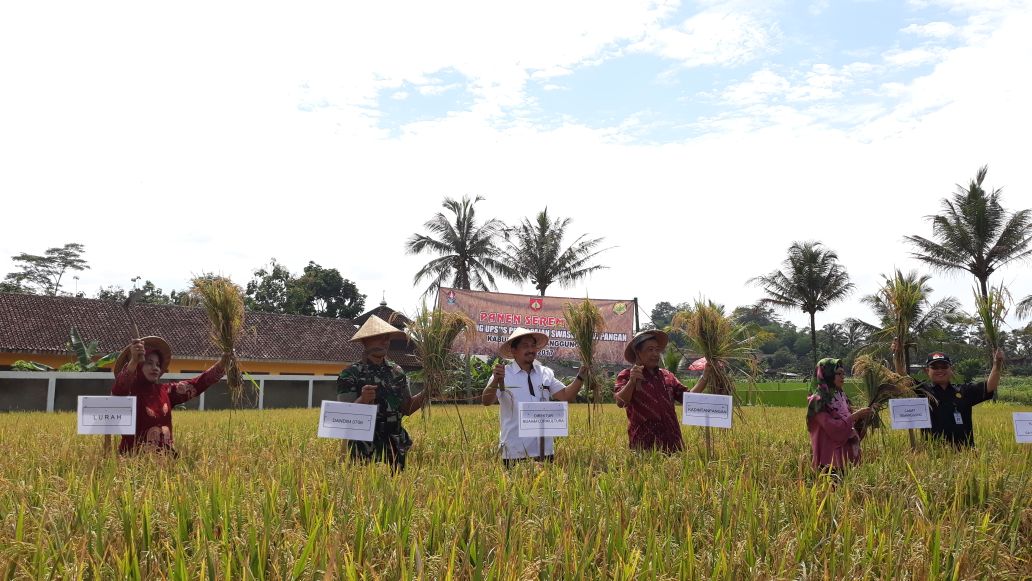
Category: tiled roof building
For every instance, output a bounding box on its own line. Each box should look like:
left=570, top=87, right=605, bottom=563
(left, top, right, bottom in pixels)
left=0, top=293, right=420, bottom=374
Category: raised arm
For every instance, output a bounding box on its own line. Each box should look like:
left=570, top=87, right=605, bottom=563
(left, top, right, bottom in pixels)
left=551, top=365, right=587, bottom=403
left=112, top=340, right=145, bottom=395
left=987, top=348, right=1005, bottom=394
left=689, top=364, right=712, bottom=393
left=168, top=353, right=228, bottom=406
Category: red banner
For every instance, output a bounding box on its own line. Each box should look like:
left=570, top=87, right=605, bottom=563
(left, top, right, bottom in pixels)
left=437, top=287, right=635, bottom=364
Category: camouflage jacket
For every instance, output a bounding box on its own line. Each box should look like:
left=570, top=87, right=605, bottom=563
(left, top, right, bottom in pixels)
left=337, top=359, right=412, bottom=439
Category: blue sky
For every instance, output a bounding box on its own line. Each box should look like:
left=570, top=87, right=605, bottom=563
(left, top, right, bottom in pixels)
left=369, top=1, right=969, bottom=141
left=1, top=0, right=1030, bottom=329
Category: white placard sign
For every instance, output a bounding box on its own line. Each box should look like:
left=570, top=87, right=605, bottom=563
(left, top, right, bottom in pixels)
left=681, top=393, right=733, bottom=429
left=518, top=401, right=568, bottom=438
left=888, top=398, right=932, bottom=430
left=318, top=401, right=377, bottom=441
left=1014, top=413, right=1032, bottom=444
left=77, top=396, right=136, bottom=435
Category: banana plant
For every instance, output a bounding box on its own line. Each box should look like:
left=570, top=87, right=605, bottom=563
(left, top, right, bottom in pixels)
left=66, top=327, right=120, bottom=371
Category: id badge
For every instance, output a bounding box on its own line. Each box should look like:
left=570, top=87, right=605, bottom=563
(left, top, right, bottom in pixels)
left=953, top=411, right=963, bottom=425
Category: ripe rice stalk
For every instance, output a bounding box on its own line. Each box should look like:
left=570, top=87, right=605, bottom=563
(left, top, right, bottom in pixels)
left=671, top=300, right=755, bottom=406
left=563, top=299, right=606, bottom=423
left=672, top=300, right=756, bottom=459
left=190, top=275, right=246, bottom=406
left=851, top=355, right=914, bottom=431
left=973, top=283, right=1010, bottom=361
left=406, top=306, right=475, bottom=441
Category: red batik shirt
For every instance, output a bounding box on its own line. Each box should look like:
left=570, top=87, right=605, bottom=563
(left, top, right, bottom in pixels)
left=614, top=367, right=687, bottom=453
left=111, top=362, right=224, bottom=453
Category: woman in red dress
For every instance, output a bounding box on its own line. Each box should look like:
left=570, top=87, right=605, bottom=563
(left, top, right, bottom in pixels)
left=111, top=336, right=229, bottom=454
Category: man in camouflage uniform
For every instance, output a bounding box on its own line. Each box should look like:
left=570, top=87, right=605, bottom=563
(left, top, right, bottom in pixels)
left=337, top=315, right=426, bottom=470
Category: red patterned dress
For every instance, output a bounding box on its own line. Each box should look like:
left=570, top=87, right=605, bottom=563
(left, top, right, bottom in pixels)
left=111, top=363, right=224, bottom=453
left=614, top=367, right=687, bottom=453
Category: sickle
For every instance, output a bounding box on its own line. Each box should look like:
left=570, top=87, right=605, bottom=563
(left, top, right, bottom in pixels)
left=122, top=290, right=142, bottom=340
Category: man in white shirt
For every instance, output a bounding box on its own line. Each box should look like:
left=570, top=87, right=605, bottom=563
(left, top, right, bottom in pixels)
left=481, top=327, right=586, bottom=466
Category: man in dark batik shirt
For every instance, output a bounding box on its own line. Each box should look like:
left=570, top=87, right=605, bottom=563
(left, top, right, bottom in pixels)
left=337, top=315, right=427, bottom=470
left=893, top=339, right=1005, bottom=448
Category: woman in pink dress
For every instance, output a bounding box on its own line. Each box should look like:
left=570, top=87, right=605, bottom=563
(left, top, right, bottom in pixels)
left=806, top=358, right=873, bottom=473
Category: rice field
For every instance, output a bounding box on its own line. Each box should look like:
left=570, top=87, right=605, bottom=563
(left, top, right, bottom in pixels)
left=1, top=404, right=1031, bottom=579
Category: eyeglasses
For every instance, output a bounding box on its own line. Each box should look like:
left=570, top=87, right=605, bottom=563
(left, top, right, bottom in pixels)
left=928, top=364, right=950, bottom=370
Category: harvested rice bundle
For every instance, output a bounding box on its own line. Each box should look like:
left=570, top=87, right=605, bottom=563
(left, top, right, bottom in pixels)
left=851, top=355, right=913, bottom=431
left=406, top=306, right=475, bottom=409
left=191, top=275, right=245, bottom=404
left=672, top=300, right=754, bottom=405
left=671, top=300, right=756, bottom=459
left=974, top=284, right=1010, bottom=362
left=563, top=299, right=605, bottom=408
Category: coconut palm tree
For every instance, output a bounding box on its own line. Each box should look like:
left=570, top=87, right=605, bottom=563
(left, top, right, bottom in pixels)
left=405, top=195, right=513, bottom=298
left=749, top=241, right=854, bottom=370
left=1017, top=294, right=1032, bottom=319
left=855, top=270, right=961, bottom=373
left=504, top=208, right=610, bottom=296
left=905, top=166, right=1032, bottom=300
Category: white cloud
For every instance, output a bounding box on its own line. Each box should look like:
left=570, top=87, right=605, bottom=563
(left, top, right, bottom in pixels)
left=809, top=0, right=830, bottom=16
left=883, top=46, right=948, bottom=67
left=1, top=0, right=1030, bottom=331
left=632, top=7, right=779, bottom=67
left=720, top=62, right=873, bottom=107
left=722, top=69, right=791, bottom=105
left=902, top=21, right=958, bottom=38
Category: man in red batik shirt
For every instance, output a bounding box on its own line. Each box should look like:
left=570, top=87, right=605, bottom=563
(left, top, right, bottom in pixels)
left=614, top=330, right=710, bottom=453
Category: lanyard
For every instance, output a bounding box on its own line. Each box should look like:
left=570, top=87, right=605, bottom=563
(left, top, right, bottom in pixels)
left=526, top=369, right=549, bottom=401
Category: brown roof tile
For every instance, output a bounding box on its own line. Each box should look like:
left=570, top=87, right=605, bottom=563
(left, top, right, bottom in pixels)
left=0, top=292, right=368, bottom=363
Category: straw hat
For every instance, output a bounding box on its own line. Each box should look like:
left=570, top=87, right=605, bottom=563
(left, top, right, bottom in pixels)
left=351, top=315, right=406, bottom=342
left=623, top=330, right=669, bottom=363
left=113, top=336, right=172, bottom=375
left=498, top=327, right=550, bottom=358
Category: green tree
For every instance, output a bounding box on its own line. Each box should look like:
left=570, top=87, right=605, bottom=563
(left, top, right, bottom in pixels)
left=649, top=301, right=684, bottom=329
left=3, top=243, right=89, bottom=296
left=661, top=344, right=683, bottom=373
left=843, top=318, right=870, bottom=353
left=816, top=323, right=848, bottom=359
left=96, top=278, right=177, bottom=305
left=749, top=241, right=854, bottom=371
left=405, top=195, right=512, bottom=298
left=770, top=346, right=795, bottom=369
left=0, top=280, right=28, bottom=293
left=731, top=303, right=782, bottom=328
left=856, top=270, right=960, bottom=373
left=1017, top=294, right=1032, bottom=319
left=245, top=259, right=304, bottom=313
left=648, top=300, right=692, bottom=346
left=905, top=166, right=1032, bottom=300
left=244, top=259, right=365, bottom=319
left=295, top=262, right=366, bottom=319
left=505, top=208, right=609, bottom=296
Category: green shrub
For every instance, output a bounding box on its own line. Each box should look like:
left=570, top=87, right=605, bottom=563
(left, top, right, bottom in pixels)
left=954, top=358, right=985, bottom=383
